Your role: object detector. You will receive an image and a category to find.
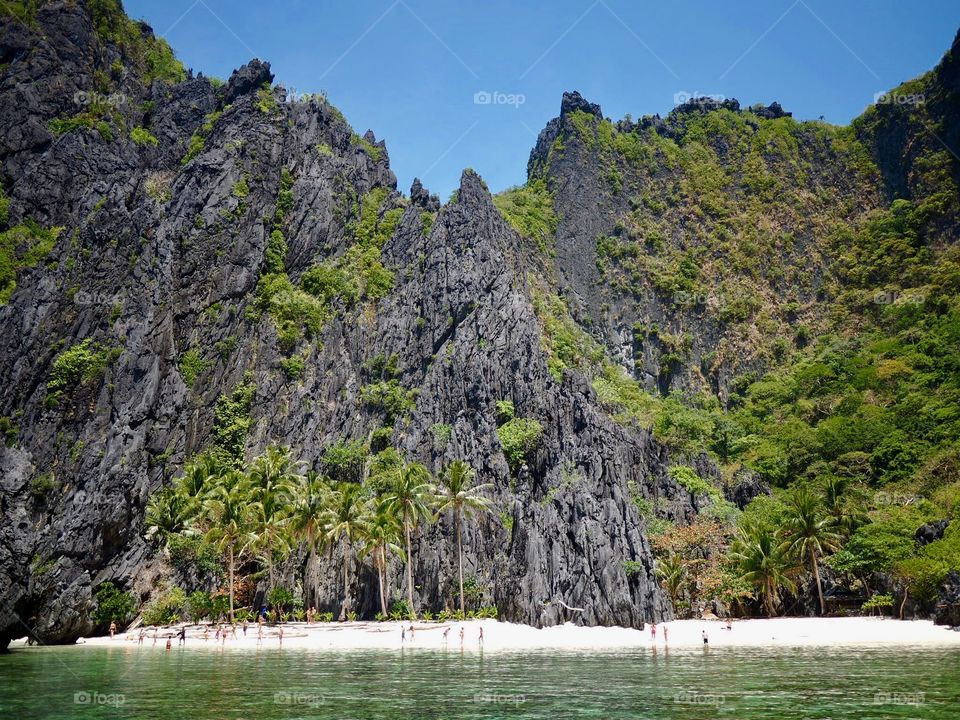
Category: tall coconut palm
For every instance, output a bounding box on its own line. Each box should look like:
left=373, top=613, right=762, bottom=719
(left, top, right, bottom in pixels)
left=435, top=460, right=492, bottom=614
left=200, top=469, right=253, bottom=622
left=781, top=486, right=841, bottom=615
left=731, top=519, right=795, bottom=617
left=248, top=446, right=299, bottom=597
left=361, top=498, right=405, bottom=617
left=384, top=461, right=434, bottom=617
left=290, top=470, right=332, bottom=608
left=325, top=481, right=369, bottom=621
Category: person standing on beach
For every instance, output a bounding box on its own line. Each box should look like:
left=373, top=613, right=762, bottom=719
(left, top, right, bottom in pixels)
left=138, top=629, right=144, bottom=645
left=152, top=629, right=158, bottom=647
left=702, top=630, right=709, bottom=645
left=663, top=626, right=668, bottom=645
left=479, top=627, right=484, bottom=648
left=177, top=627, right=186, bottom=646
left=459, top=627, right=464, bottom=648
left=442, top=627, right=450, bottom=645
left=242, top=619, right=248, bottom=637
left=408, top=624, right=415, bottom=641
left=109, top=621, right=117, bottom=638
left=257, top=624, right=263, bottom=643
left=650, top=623, right=656, bottom=641
left=401, top=627, right=406, bottom=644
left=278, top=626, right=284, bottom=647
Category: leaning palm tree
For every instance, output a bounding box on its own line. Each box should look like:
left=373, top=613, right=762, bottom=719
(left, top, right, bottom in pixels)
left=435, top=460, right=493, bottom=614
left=200, top=469, right=254, bottom=622
left=325, top=481, right=370, bottom=621
left=781, top=486, right=841, bottom=615
left=361, top=498, right=405, bottom=617
left=731, top=519, right=795, bottom=617
left=248, top=446, right=299, bottom=597
left=383, top=461, right=434, bottom=617
left=289, top=470, right=332, bottom=608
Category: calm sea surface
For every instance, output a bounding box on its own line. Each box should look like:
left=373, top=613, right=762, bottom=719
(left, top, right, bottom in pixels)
left=0, top=644, right=957, bottom=718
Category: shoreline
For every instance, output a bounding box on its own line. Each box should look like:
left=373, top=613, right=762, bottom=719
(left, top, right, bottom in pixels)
left=11, top=617, right=960, bottom=653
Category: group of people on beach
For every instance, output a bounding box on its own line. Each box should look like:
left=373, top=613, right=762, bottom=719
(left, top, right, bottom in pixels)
left=401, top=623, right=484, bottom=649
left=648, top=618, right=733, bottom=646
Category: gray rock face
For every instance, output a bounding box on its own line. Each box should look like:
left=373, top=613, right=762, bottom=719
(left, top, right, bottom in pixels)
left=0, top=4, right=696, bottom=647
left=933, top=570, right=960, bottom=628
left=916, top=519, right=950, bottom=547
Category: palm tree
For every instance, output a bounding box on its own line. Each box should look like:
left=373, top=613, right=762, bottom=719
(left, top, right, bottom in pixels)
left=200, top=469, right=253, bottom=622
left=145, top=487, right=197, bottom=541
left=325, top=481, right=369, bottom=621
left=655, top=553, right=688, bottom=613
left=731, top=519, right=795, bottom=617
left=248, top=446, right=299, bottom=597
left=781, top=486, right=841, bottom=615
left=176, top=452, right=223, bottom=498
left=383, top=461, right=434, bottom=617
left=361, top=498, right=405, bottom=617
left=435, top=460, right=492, bottom=614
left=290, top=470, right=332, bottom=608
left=822, top=475, right=867, bottom=541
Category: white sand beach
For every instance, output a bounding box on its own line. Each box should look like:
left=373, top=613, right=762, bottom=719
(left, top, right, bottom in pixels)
left=19, top=617, right=960, bottom=652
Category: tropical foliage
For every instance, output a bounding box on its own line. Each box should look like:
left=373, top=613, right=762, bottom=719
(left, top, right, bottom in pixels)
left=144, top=442, right=496, bottom=624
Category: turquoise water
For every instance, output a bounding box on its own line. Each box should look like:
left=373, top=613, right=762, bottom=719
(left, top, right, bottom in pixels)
left=0, top=644, right=957, bottom=718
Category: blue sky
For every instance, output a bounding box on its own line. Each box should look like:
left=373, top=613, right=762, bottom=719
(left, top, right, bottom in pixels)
left=126, top=0, right=959, bottom=199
